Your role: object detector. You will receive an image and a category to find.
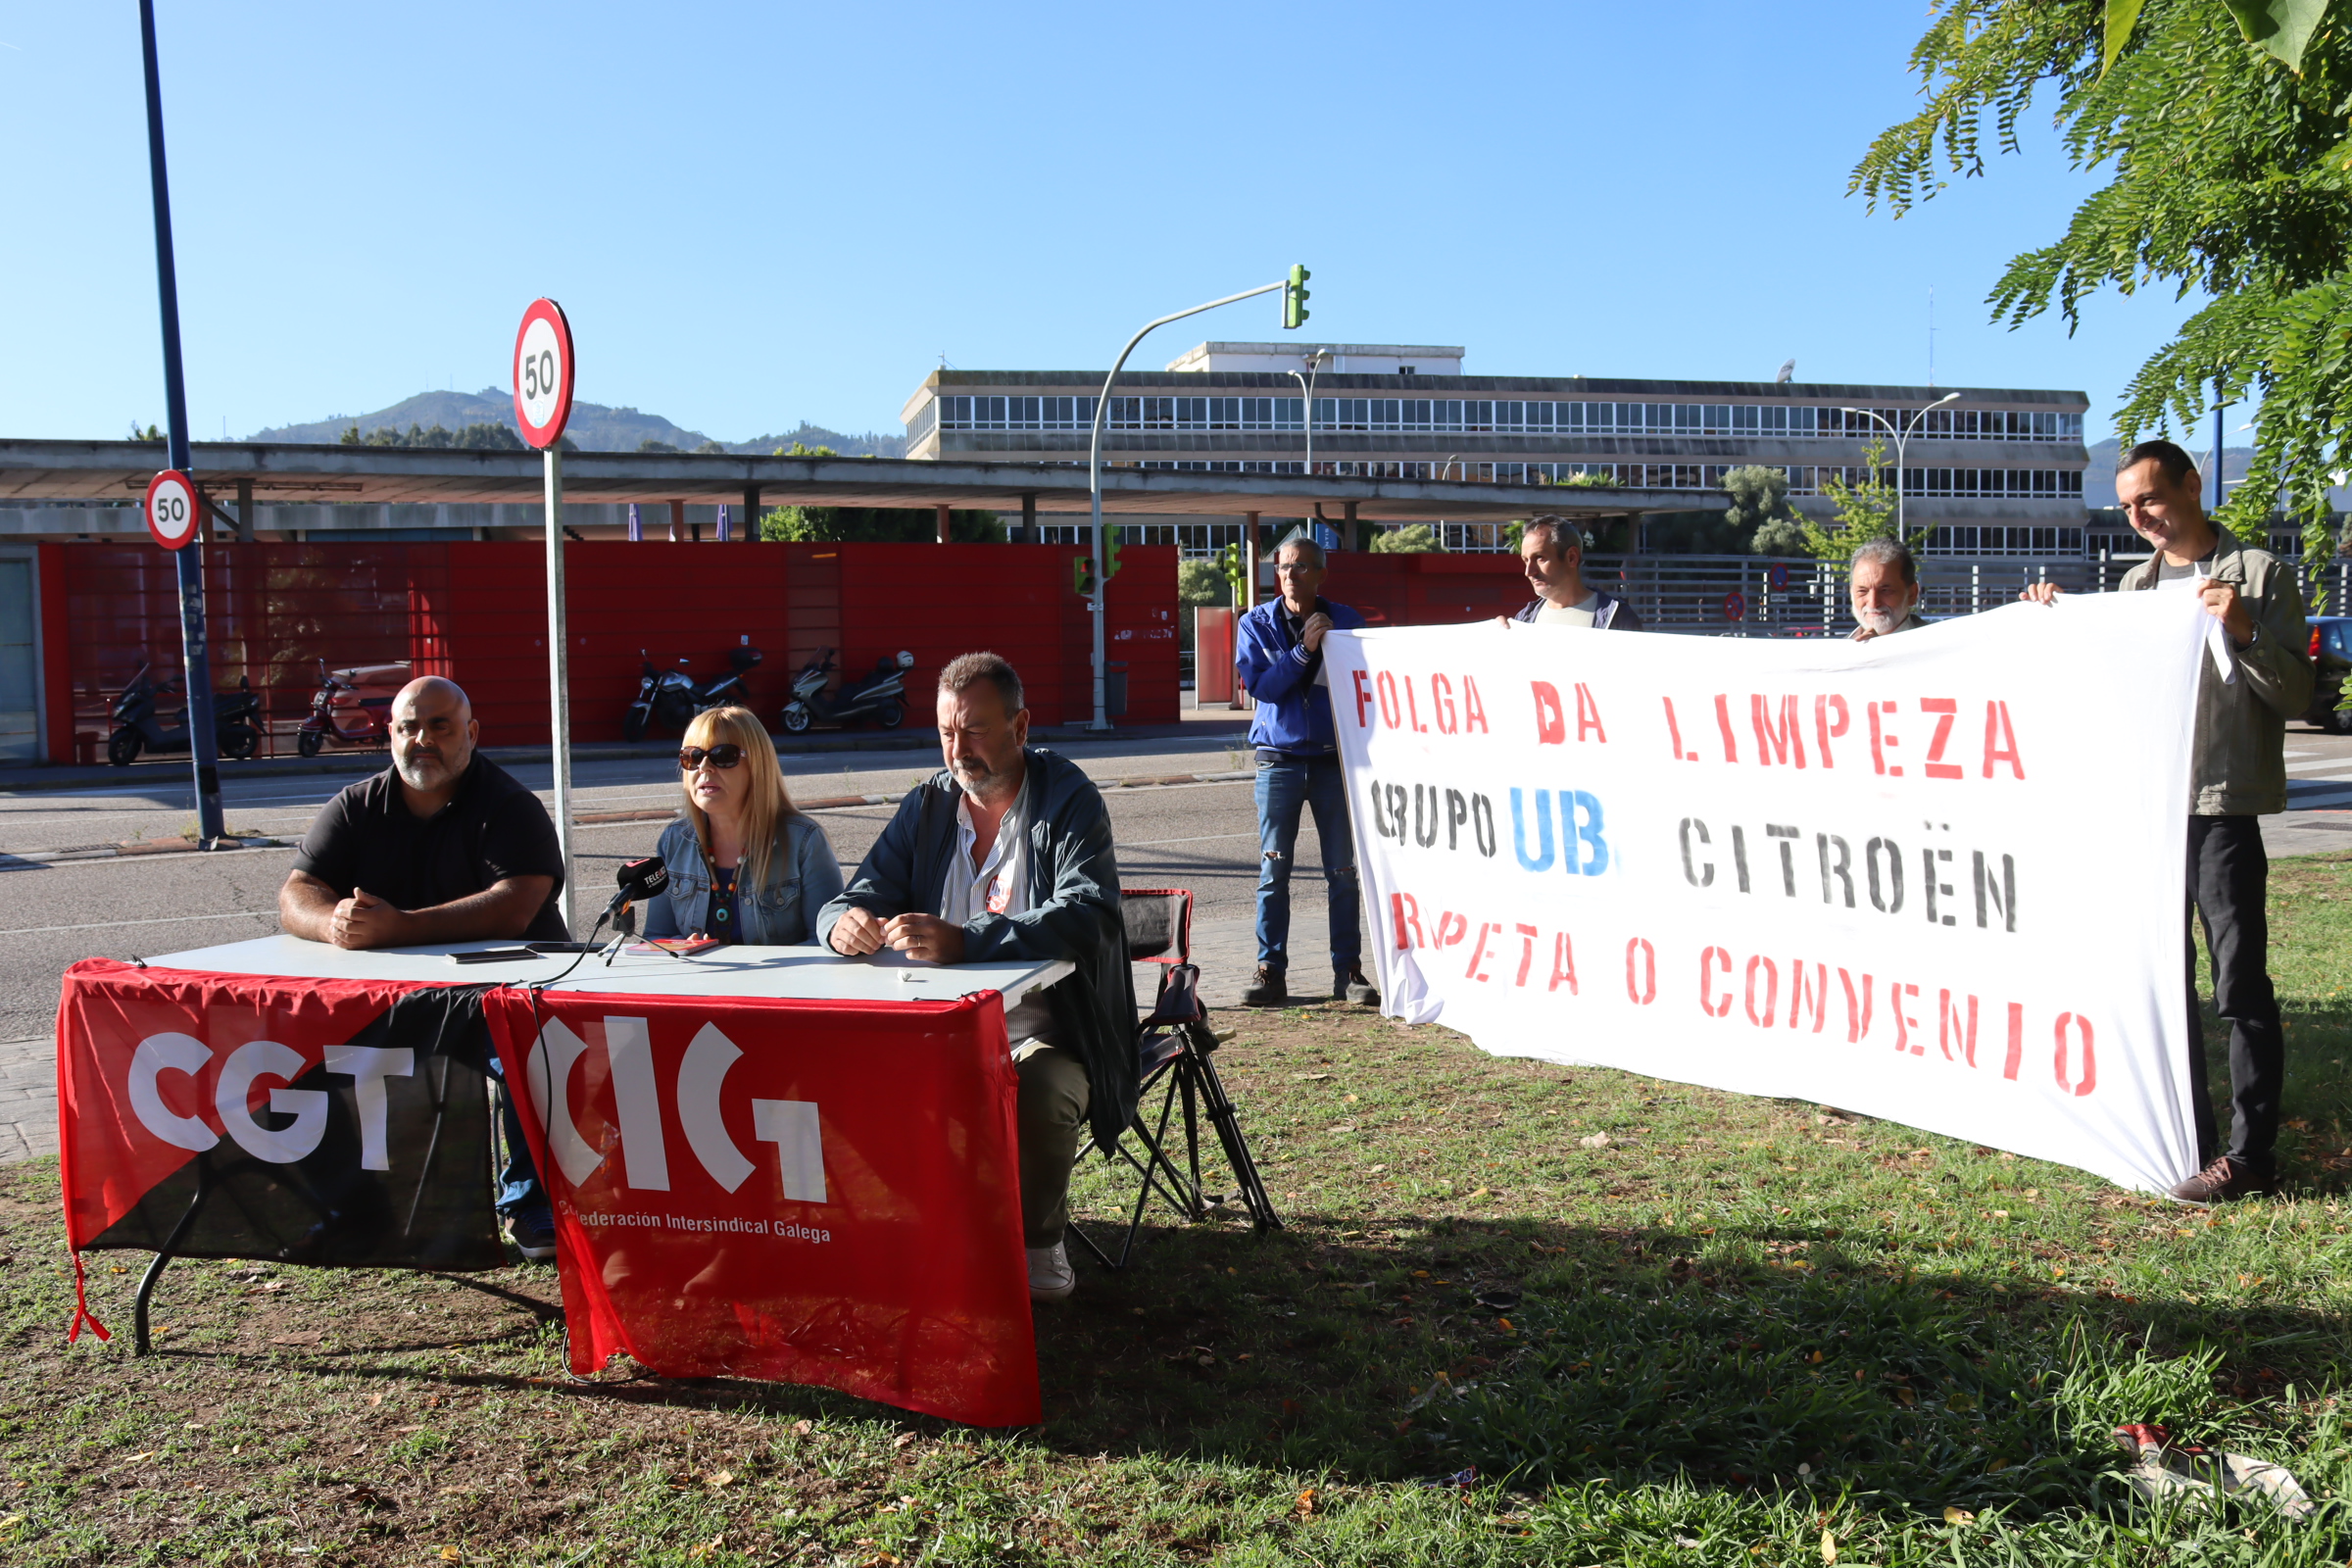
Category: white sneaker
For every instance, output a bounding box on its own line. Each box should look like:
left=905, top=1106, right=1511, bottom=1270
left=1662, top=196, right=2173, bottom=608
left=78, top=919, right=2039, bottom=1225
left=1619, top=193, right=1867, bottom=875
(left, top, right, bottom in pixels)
left=1026, top=1239, right=1075, bottom=1302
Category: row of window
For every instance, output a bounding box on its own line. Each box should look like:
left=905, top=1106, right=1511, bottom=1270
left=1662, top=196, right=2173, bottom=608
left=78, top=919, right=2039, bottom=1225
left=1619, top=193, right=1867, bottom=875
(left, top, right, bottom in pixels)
left=925, top=394, right=2082, bottom=444
left=1122, top=459, right=2083, bottom=499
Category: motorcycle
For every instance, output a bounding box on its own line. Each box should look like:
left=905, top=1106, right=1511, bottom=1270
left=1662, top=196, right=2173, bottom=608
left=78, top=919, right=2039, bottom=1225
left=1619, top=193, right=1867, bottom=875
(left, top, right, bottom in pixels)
left=622, top=643, right=762, bottom=742
left=296, top=658, right=410, bottom=759
left=108, top=662, right=264, bottom=766
left=780, top=648, right=913, bottom=735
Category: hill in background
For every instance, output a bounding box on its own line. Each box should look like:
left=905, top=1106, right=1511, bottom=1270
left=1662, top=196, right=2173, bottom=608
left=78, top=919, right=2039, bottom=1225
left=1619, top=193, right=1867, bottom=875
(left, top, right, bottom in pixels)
left=247, top=388, right=906, bottom=458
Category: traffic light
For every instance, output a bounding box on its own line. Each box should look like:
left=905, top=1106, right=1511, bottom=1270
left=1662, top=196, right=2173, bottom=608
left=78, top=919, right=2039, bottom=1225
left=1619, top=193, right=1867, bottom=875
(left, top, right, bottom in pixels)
left=1282, top=264, right=1310, bottom=330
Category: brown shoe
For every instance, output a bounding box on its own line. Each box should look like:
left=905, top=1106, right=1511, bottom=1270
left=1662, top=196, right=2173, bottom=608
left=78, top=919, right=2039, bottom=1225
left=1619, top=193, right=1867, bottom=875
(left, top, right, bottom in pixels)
left=2168, top=1155, right=2272, bottom=1204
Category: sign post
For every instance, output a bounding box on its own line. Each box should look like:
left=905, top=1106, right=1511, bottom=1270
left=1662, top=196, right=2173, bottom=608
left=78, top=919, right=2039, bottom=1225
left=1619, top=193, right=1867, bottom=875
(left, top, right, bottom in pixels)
left=136, top=0, right=224, bottom=845
left=514, top=299, right=578, bottom=934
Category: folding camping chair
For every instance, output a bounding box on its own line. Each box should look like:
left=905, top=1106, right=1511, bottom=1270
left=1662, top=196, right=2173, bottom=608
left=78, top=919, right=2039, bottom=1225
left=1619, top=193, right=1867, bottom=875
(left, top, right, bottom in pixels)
left=1068, top=887, right=1284, bottom=1270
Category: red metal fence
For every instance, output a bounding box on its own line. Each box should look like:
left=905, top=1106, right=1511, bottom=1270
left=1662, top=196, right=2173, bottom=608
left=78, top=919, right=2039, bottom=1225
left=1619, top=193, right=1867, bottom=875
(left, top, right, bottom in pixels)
left=39, top=541, right=1179, bottom=762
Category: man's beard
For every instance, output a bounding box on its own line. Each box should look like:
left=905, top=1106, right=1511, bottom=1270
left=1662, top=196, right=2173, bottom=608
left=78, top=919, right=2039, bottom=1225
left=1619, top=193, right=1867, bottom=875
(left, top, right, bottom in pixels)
left=1856, top=606, right=1903, bottom=635
left=396, top=750, right=453, bottom=791
left=954, top=756, right=1014, bottom=801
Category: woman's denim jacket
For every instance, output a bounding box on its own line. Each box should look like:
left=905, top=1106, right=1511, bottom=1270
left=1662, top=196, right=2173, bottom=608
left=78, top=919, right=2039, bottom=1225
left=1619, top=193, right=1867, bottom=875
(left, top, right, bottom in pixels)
left=642, top=814, right=844, bottom=946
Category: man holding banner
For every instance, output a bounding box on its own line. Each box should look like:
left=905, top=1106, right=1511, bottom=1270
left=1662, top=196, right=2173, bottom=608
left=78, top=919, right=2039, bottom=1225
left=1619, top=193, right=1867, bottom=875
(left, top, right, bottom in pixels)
left=1510, top=515, right=1643, bottom=629
left=1849, top=539, right=1930, bottom=641
left=2026, top=439, right=2309, bottom=1203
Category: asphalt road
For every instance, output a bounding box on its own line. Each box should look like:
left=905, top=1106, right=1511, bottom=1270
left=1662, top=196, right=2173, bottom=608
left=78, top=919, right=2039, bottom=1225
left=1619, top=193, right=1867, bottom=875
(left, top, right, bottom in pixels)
left=0, top=733, right=1358, bottom=1046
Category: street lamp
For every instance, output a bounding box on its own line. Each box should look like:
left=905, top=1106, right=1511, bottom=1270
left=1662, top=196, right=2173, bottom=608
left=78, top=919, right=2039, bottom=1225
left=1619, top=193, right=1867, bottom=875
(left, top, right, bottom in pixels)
left=1288, top=348, right=1332, bottom=480
left=1837, top=391, right=1960, bottom=539
left=1087, top=274, right=1304, bottom=730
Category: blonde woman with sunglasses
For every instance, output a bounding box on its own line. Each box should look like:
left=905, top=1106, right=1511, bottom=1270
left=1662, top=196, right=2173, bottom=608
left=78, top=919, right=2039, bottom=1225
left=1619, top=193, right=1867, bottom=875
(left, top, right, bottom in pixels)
left=642, top=707, right=843, bottom=946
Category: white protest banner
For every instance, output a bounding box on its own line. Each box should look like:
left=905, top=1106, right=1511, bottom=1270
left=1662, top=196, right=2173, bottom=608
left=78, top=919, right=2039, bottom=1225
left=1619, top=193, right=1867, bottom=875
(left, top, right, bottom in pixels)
left=1325, top=592, right=2212, bottom=1195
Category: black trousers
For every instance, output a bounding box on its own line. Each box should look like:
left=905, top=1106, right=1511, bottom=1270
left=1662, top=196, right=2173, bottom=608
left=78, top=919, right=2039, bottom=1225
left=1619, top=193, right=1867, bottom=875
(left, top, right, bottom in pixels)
left=2184, top=815, right=2285, bottom=1176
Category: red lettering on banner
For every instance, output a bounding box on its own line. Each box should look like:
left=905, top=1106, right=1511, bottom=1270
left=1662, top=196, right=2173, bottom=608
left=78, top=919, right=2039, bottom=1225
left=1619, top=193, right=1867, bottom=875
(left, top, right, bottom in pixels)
left=1750, top=695, right=1806, bottom=768
left=1433, top=674, right=1458, bottom=734
left=1938, top=990, right=1979, bottom=1065
left=2055, top=1012, right=2096, bottom=1096
left=1514, top=923, right=1539, bottom=986
left=1625, top=937, right=1655, bottom=1004
left=1551, top=933, right=1580, bottom=994
left=1434, top=910, right=1468, bottom=948
left=1700, top=946, right=1732, bottom=1017
left=1462, top=676, right=1489, bottom=733
left=1713, top=695, right=1740, bottom=762
left=1662, top=697, right=1700, bottom=760
left=1377, top=671, right=1400, bottom=729
left=1465, top=921, right=1501, bottom=981
left=1405, top=679, right=1428, bottom=733
left=1922, top=699, right=1963, bottom=779
left=1575, top=683, right=1607, bottom=743
left=1533, top=681, right=1565, bottom=745
left=1893, top=982, right=1922, bottom=1054
left=1788, top=960, right=1828, bottom=1033
left=1744, top=956, right=1779, bottom=1027
left=1815, top=694, right=1849, bottom=768
left=1870, top=701, right=1903, bottom=776
left=1984, top=701, right=2026, bottom=779
left=1390, top=892, right=1426, bottom=950
left=1839, top=969, right=1875, bottom=1044
left=1352, top=669, right=1374, bottom=729
left=2003, top=1002, right=2025, bottom=1079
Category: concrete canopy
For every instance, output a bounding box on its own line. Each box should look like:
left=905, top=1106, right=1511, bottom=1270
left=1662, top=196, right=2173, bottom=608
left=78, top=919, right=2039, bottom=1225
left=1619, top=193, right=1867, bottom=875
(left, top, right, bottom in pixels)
left=0, top=439, right=1699, bottom=522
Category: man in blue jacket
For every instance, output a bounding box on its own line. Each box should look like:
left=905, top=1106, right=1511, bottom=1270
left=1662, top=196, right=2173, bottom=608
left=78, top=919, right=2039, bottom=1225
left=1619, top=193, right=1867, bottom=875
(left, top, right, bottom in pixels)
left=1235, top=535, right=1378, bottom=1009
left=817, top=652, right=1136, bottom=1302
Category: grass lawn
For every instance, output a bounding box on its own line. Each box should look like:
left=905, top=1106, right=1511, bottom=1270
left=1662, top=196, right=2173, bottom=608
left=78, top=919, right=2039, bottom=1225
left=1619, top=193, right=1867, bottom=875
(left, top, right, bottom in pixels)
left=7, top=856, right=2352, bottom=1565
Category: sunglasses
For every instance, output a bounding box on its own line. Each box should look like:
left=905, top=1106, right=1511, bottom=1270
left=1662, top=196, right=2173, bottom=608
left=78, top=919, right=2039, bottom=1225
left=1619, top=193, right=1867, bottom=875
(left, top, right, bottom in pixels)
left=677, top=745, right=745, bottom=771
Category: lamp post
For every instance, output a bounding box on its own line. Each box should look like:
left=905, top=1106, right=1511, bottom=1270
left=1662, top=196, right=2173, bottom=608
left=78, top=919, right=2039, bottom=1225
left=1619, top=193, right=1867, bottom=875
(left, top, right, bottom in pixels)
left=1838, top=391, right=1960, bottom=540
left=1087, top=276, right=1298, bottom=730
left=1287, top=348, right=1332, bottom=479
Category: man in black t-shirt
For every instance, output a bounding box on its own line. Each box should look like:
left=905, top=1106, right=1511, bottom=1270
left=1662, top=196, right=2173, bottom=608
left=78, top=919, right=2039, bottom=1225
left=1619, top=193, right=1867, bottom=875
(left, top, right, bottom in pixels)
left=278, top=675, right=566, bottom=1257
left=281, top=677, right=566, bottom=947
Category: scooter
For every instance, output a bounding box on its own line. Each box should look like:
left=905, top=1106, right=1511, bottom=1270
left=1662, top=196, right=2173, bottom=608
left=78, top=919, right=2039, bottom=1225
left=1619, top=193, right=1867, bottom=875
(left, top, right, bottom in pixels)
left=296, top=658, right=410, bottom=759
left=108, top=662, right=264, bottom=766
left=622, top=644, right=762, bottom=742
left=779, top=648, right=913, bottom=734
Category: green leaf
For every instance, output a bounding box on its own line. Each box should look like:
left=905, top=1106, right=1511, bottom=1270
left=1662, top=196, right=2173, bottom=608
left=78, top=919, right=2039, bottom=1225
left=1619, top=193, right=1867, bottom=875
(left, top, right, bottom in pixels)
left=2101, top=0, right=2148, bottom=76
left=2221, top=0, right=2331, bottom=72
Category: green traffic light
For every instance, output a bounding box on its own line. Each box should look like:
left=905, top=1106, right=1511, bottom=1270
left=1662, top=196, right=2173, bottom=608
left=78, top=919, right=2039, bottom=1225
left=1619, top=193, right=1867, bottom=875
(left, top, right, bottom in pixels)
left=1284, top=264, right=1311, bottom=330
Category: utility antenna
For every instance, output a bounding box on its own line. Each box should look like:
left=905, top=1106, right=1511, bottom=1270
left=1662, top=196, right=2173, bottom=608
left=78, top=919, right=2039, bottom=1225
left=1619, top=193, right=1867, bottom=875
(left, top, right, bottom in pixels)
left=1928, top=287, right=1936, bottom=388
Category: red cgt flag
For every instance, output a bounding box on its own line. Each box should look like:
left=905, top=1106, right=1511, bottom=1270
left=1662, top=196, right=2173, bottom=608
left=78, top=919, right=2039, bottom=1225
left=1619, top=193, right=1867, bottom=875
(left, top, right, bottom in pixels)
left=479, top=987, right=1040, bottom=1427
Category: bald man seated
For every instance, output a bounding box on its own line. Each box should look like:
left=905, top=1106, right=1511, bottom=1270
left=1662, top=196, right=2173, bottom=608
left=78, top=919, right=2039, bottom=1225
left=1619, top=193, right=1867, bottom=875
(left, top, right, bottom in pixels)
left=279, top=676, right=568, bottom=949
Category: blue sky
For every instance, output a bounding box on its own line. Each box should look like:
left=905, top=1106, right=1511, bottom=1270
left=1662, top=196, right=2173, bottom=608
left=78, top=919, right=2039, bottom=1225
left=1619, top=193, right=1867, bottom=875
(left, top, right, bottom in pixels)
left=0, top=2, right=2202, bottom=446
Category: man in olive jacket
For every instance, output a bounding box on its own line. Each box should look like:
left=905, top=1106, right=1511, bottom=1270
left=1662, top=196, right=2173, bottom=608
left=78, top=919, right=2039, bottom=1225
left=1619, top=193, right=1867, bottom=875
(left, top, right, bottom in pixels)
left=817, top=652, right=1135, bottom=1301
left=2027, top=440, right=2310, bottom=1203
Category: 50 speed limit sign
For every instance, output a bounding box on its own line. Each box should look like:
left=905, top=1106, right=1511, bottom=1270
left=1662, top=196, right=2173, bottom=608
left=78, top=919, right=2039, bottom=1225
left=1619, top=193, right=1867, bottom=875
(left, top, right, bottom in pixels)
left=143, top=469, right=201, bottom=551
left=512, top=298, right=575, bottom=450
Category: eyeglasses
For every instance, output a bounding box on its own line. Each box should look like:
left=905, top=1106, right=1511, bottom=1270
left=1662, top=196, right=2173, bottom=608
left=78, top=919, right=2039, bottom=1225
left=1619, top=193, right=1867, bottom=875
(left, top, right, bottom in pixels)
left=1274, top=562, right=1318, bottom=574
left=678, top=745, right=745, bottom=770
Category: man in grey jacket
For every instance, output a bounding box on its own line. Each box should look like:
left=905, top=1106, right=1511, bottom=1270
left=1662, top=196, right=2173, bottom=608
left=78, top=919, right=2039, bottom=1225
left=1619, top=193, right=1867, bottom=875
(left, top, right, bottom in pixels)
left=818, top=652, right=1136, bottom=1299
left=2025, top=439, right=2310, bottom=1202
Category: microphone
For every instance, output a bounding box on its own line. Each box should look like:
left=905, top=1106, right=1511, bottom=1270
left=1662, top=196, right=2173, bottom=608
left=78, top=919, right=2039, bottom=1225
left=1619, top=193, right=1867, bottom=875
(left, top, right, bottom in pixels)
left=603, top=857, right=668, bottom=932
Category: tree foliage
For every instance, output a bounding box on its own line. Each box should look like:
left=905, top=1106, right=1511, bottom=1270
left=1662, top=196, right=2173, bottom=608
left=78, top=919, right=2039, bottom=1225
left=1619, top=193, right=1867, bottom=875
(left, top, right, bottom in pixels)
left=1721, top=465, right=1811, bottom=554
left=758, top=506, right=1003, bottom=544
left=340, top=420, right=526, bottom=450
left=1178, top=558, right=1231, bottom=605
left=1852, top=0, right=2352, bottom=600
left=1370, top=523, right=1443, bottom=553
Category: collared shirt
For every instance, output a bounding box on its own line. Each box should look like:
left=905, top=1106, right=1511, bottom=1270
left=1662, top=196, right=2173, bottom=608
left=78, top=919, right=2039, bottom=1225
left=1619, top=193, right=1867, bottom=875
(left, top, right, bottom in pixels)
left=1849, top=608, right=1929, bottom=641
left=292, top=753, right=568, bottom=940
left=940, top=782, right=1056, bottom=1047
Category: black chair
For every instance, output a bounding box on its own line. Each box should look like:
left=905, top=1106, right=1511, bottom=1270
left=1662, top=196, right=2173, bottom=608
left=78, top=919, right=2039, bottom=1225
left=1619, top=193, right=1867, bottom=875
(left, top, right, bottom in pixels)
left=1069, top=888, right=1284, bottom=1270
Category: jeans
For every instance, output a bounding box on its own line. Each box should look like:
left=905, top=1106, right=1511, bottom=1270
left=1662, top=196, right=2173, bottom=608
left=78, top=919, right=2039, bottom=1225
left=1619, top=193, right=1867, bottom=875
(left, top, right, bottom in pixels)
left=1014, top=1043, right=1091, bottom=1248
left=2185, top=815, right=2285, bottom=1177
left=493, top=1075, right=547, bottom=1218
left=1252, top=751, right=1360, bottom=974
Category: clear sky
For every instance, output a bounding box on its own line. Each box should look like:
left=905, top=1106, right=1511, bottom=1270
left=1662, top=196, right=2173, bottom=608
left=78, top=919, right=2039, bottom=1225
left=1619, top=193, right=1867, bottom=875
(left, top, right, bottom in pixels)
left=0, top=2, right=2203, bottom=447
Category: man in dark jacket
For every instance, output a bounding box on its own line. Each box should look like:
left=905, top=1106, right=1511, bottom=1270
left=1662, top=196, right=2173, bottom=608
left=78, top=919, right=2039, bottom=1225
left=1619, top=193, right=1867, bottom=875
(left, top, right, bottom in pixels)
left=1235, top=535, right=1378, bottom=1009
left=817, top=652, right=1135, bottom=1302
left=1509, top=515, right=1643, bottom=629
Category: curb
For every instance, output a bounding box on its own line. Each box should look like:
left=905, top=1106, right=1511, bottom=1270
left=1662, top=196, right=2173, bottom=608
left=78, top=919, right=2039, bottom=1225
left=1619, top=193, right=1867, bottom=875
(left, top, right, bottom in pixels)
left=3, top=771, right=1255, bottom=861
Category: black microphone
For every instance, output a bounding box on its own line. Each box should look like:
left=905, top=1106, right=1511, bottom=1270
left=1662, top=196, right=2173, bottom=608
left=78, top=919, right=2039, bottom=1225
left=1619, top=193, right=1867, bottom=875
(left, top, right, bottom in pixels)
left=604, top=857, right=668, bottom=923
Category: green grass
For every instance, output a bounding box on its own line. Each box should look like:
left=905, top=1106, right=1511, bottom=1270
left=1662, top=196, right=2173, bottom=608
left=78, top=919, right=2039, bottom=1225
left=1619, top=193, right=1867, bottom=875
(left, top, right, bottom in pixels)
left=7, top=855, right=2352, bottom=1563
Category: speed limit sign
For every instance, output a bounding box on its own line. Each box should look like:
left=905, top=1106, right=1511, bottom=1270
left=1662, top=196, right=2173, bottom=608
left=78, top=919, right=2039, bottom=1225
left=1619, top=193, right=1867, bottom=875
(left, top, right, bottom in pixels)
left=143, top=469, right=201, bottom=551
left=512, top=298, right=575, bottom=450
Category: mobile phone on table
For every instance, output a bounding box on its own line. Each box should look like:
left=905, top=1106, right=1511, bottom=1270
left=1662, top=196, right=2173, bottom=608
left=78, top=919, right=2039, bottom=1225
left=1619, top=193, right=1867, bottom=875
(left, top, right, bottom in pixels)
left=450, top=948, right=538, bottom=964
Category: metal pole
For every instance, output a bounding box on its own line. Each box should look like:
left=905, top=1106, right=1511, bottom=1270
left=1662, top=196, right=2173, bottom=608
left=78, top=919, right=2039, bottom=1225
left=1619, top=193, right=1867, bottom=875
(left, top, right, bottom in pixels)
left=2214, top=378, right=2228, bottom=512
left=137, top=0, right=223, bottom=845
left=544, top=448, right=575, bottom=935
left=1086, top=278, right=1288, bottom=730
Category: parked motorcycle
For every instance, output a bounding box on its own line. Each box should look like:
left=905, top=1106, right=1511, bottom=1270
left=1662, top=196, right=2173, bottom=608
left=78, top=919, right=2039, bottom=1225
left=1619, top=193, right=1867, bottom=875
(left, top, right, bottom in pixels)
left=107, top=662, right=264, bottom=766
left=622, top=644, right=762, bottom=742
left=296, top=659, right=410, bottom=759
left=779, top=648, right=913, bottom=735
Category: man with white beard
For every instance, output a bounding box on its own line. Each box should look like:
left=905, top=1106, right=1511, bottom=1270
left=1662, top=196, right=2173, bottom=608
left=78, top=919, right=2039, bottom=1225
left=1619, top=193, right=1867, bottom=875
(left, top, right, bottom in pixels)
left=1848, top=537, right=1929, bottom=641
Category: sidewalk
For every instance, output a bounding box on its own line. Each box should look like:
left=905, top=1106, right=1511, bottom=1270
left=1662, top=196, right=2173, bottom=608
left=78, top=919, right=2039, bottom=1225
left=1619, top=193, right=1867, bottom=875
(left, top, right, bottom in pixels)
left=0, top=712, right=1252, bottom=796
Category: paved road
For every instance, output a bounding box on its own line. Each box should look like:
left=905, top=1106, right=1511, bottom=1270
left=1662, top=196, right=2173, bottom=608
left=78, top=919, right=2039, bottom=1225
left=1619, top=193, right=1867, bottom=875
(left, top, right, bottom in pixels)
left=8, top=721, right=2352, bottom=1165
